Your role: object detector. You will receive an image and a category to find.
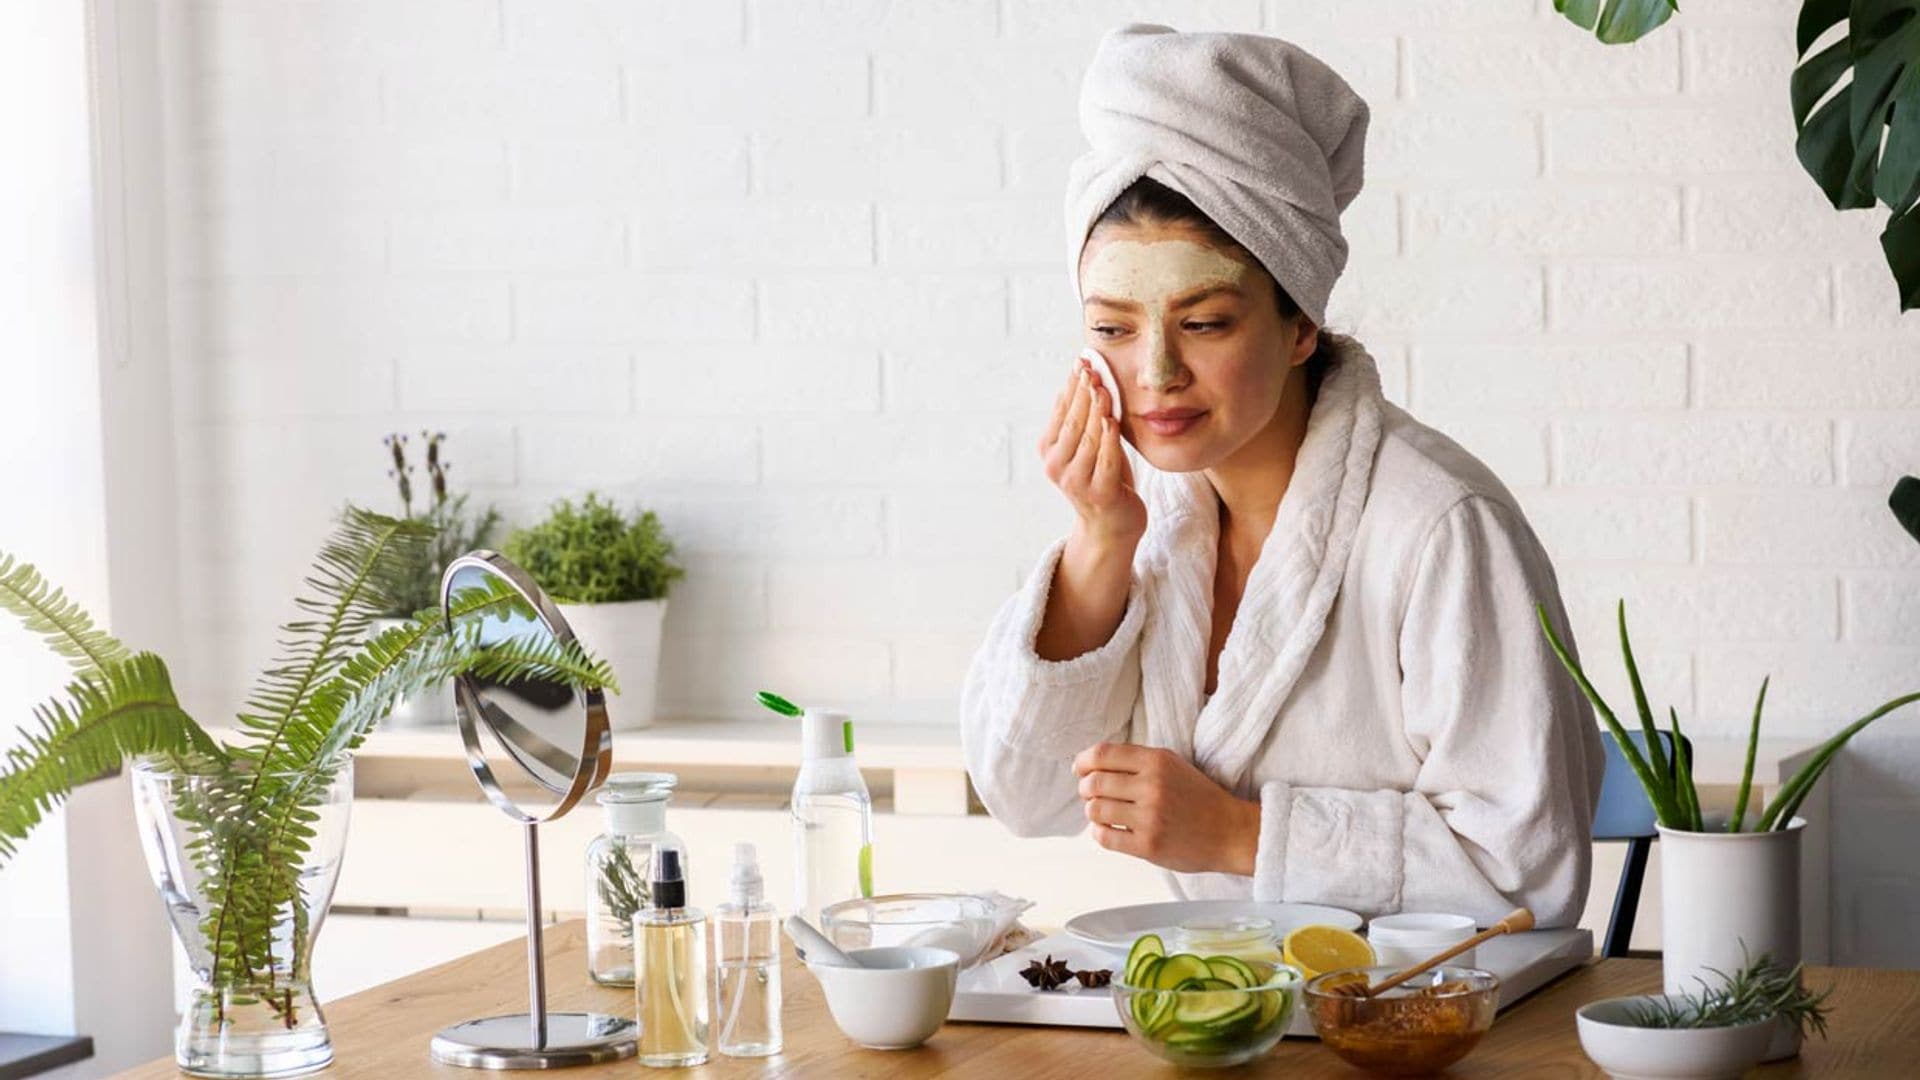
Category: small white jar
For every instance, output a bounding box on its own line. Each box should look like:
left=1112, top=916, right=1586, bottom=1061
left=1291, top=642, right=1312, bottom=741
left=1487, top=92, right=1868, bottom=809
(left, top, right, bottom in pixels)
left=1366, top=913, right=1478, bottom=969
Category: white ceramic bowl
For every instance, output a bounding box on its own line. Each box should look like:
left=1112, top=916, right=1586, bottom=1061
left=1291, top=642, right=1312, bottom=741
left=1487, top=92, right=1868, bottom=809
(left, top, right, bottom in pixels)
left=821, top=893, right=999, bottom=967
left=1366, top=912, right=1478, bottom=969
left=1576, top=995, right=1773, bottom=1080
left=807, top=946, right=960, bottom=1050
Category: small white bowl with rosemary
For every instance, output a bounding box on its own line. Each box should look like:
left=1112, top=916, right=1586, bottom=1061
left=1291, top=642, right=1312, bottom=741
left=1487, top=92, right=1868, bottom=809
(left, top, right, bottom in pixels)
left=1575, top=956, right=1828, bottom=1080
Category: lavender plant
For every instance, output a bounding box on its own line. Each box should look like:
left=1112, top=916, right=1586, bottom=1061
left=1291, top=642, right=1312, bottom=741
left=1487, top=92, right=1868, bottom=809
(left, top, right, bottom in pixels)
left=380, top=432, right=501, bottom=618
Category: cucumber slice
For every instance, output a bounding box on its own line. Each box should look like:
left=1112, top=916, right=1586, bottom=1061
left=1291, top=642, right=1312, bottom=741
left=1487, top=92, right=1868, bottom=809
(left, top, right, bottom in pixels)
left=1152, top=954, right=1209, bottom=990
left=1173, top=988, right=1256, bottom=1027
left=1162, top=1029, right=1231, bottom=1050
left=1124, top=934, right=1164, bottom=984
left=1203, top=956, right=1256, bottom=988
left=1253, top=987, right=1288, bottom=1030
left=1130, top=955, right=1163, bottom=989
left=1141, top=994, right=1179, bottom=1037
left=1131, top=988, right=1171, bottom=1031
left=1260, top=962, right=1301, bottom=988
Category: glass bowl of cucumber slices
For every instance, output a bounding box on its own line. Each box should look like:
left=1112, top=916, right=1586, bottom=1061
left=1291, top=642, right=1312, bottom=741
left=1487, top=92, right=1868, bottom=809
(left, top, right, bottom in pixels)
left=1113, top=933, right=1302, bottom=1067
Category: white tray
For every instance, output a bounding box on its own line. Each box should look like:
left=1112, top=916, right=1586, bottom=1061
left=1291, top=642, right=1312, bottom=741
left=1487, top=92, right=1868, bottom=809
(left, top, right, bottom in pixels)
left=948, top=927, right=1593, bottom=1037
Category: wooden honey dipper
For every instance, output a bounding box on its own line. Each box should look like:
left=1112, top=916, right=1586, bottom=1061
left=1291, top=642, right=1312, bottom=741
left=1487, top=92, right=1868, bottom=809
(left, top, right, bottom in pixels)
left=1325, top=908, right=1535, bottom=998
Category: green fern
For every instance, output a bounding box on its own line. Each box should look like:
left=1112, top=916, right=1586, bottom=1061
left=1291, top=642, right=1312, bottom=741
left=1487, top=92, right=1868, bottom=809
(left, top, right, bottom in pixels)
left=0, top=552, right=131, bottom=676
left=0, top=653, right=220, bottom=861
left=194, top=512, right=614, bottom=1004
left=197, top=509, right=435, bottom=994
left=229, top=507, right=433, bottom=779
left=2, top=509, right=617, bottom=1031
left=312, top=593, right=618, bottom=765
left=215, top=585, right=619, bottom=991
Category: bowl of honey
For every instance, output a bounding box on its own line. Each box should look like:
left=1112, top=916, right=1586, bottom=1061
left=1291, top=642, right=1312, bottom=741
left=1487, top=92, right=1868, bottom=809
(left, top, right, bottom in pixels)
left=1302, top=966, right=1499, bottom=1075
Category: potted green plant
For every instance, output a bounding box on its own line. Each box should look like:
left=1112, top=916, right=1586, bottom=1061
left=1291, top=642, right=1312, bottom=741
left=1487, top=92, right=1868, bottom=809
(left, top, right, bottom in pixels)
left=1539, top=602, right=1918, bottom=1060
left=371, top=432, right=501, bottom=726
left=504, top=493, right=683, bottom=730
left=0, top=508, right=611, bottom=1077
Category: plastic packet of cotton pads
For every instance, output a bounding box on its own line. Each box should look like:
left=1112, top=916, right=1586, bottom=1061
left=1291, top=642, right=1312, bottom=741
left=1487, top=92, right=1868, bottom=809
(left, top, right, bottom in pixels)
left=1078, top=347, right=1123, bottom=420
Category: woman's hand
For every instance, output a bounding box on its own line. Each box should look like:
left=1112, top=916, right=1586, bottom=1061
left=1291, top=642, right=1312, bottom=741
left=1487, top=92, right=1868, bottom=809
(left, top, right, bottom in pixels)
left=1073, top=742, right=1261, bottom=876
left=1033, top=358, right=1150, bottom=661
left=1041, top=358, right=1147, bottom=552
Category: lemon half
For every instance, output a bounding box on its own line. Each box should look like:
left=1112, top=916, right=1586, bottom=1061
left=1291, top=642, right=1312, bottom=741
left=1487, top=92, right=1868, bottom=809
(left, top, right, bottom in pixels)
left=1281, top=924, right=1375, bottom=980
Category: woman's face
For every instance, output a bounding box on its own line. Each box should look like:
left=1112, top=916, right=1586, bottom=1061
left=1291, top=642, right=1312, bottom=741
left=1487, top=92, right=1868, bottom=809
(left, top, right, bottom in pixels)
left=1078, top=221, right=1315, bottom=474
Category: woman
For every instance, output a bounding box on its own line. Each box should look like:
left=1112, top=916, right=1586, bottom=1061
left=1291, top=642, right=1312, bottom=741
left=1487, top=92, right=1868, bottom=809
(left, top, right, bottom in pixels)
left=961, top=25, right=1603, bottom=927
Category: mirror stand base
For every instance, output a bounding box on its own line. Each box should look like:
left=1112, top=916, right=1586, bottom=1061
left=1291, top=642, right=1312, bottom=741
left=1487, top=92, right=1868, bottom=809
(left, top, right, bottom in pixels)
left=429, top=1014, right=637, bottom=1069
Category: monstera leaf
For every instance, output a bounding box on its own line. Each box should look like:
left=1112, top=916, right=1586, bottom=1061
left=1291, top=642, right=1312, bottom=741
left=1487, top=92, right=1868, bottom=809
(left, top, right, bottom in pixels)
left=1793, top=0, right=1920, bottom=311
left=1554, top=0, right=1678, bottom=44
left=1892, top=475, right=1920, bottom=543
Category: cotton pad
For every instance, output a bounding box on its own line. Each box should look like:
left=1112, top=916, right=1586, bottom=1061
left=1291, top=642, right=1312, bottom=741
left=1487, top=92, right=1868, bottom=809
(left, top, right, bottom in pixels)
left=1079, top=347, right=1123, bottom=421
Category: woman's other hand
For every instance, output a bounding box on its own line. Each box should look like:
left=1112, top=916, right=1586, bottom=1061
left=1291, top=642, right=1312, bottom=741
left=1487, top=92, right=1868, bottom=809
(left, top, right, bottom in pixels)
left=1072, top=742, right=1260, bottom=876
left=1041, top=357, right=1147, bottom=552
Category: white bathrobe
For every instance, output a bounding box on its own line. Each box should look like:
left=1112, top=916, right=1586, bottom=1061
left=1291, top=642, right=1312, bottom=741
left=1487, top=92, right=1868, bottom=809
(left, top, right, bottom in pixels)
left=961, top=340, right=1604, bottom=928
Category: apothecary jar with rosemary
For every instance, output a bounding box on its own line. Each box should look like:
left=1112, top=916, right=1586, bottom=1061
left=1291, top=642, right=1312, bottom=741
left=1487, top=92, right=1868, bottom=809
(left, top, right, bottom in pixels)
left=586, top=772, right=687, bottom=986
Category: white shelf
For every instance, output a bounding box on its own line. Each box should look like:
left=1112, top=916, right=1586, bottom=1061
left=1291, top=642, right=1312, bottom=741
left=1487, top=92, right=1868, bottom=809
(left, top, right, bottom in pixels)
left=290, top=715, right=965, bottom=772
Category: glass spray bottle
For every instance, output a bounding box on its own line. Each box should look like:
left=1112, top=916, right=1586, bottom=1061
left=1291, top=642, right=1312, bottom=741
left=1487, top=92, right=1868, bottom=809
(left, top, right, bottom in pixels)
left=713, top=842, right=782, bottom=1057
left=633, top=848, right=709, bottom=1068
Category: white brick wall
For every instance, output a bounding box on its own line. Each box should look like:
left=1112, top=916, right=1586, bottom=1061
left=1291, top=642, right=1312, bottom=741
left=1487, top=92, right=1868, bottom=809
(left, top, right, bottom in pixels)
left=156, top=0, right=1920, bottom=965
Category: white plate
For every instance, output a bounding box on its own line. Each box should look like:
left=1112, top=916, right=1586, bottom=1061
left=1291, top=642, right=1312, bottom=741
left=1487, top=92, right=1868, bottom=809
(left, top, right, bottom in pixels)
left=1063, top=899, right=1362, bottom=952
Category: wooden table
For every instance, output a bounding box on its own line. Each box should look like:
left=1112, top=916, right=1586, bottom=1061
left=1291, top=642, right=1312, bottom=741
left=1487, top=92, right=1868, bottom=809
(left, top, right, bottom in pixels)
left=118, top=921, right=1920, bottom=1078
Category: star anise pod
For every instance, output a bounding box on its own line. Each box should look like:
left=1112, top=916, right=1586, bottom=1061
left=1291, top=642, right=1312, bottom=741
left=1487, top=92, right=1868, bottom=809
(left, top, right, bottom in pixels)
left=1018, top=954, right=1077, bottom=991
left=1016, top=957, right=1050, bottom=989
left=1073, top=968, right=1112, bottom=989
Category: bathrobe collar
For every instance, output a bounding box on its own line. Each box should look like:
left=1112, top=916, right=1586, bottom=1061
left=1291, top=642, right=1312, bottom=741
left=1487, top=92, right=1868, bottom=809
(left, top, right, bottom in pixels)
left=1133, top=338, right=1385, bottom=793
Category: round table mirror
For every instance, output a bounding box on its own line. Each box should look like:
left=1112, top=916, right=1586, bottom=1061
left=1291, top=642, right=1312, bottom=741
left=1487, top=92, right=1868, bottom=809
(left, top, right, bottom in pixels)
left=428, top=551, right=636, bottom=1069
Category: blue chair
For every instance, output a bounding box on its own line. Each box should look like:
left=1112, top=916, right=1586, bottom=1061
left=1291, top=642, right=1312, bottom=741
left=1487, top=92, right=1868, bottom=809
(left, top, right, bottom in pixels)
left=1593, top=729, right=1686, bottom=958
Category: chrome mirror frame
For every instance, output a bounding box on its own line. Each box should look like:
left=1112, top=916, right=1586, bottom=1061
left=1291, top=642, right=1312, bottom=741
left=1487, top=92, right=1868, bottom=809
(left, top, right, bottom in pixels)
left=428, top=550, right=635, bottom=1070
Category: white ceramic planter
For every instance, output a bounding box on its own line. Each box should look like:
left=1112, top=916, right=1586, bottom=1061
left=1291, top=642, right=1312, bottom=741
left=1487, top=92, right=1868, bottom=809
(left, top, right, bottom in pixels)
left=557, top=598, right=667, bottom=731
left=1657, top=817, right=1805, bottom=1062
left=367, top=617, right=455, bottom=727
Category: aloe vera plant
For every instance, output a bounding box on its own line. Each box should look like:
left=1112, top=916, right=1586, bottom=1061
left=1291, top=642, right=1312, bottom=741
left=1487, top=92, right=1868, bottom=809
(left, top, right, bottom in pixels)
left=1538, top=601, right=1920, bottom=832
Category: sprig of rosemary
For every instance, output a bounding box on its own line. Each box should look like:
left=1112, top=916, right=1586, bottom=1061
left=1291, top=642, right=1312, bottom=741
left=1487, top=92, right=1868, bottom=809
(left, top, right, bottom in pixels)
left=1623, top=953, right=1831, bottom=1040
left=596, top=844, right=649, bottom=937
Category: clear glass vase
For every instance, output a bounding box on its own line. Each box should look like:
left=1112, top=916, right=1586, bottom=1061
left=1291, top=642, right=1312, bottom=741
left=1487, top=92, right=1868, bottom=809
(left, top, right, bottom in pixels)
left=132, top=755, right=353, bottom=1078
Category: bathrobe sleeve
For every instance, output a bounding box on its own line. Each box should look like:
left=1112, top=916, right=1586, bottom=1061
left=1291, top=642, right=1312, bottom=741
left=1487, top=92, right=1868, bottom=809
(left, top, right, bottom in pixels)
left=960, top=537, right=1148, bottom=837
left=1252, top=496, right=1604, bottom=927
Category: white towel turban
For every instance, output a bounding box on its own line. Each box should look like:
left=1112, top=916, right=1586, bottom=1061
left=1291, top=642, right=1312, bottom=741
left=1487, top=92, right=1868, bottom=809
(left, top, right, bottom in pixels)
left=1064, top=23, right=1370, bottom=328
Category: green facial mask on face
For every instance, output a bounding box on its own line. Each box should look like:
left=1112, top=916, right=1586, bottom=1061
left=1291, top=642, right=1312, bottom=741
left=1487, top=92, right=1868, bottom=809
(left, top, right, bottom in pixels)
left=1081, top=239, right=1250, bottom=390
